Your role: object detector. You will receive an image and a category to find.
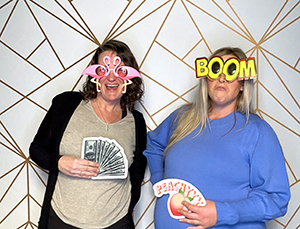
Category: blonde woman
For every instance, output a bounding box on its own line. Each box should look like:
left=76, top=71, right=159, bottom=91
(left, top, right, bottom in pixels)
left=143, top=47, right=290, bottom=229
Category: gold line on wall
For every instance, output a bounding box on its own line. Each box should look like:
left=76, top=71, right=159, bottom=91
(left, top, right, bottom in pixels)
left=0, top=1, right=299, bottom=227
left=27, top=0, right=97, bottom=43
left=259, top=109, right=299, bottom=137
left=26, top=39, right=47, bottom=60
left=262, top=1, right=300, bottom=42
left=54, top=0, right=98, bottom=42
left=134, top=196, right=156, bottom=226
left=185, top=0, right=254, bottom=44
left=260, top=0, right=289, bottom=42
left=140, top=0, right=175, bottom=68
left=260, top=48, right=300, bottom=109
left=109, top=1, right=173, bottom=41
left=183, top=0, right=212, bottom=54
left=155, top=41, right=195, bottom=70
left=182, top=39, right=203, bottom=60
left=282, top=205, right=300, bottom=228
left=0, top=0, right=18, bottom=37
left=106, top=0, right=147, bottom=41
left=0, top=121, right=23, bottom=155
left=0, top=162, right=26, bottom=203
left=222, top=0, right=254, bottom=40
left=0, top=195, right=27, bottom=224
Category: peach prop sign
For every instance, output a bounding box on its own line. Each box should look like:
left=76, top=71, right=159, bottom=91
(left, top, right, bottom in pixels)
left=153, top=179, right=206, bottom=219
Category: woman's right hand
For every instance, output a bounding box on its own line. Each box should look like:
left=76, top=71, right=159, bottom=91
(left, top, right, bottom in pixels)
left=58, top=156, right=99, bottom=179
left=178, top=200, right=217, bottom=229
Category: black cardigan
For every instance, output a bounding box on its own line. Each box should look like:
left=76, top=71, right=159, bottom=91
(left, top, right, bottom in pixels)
left=29, top=91, right=147, bottom=228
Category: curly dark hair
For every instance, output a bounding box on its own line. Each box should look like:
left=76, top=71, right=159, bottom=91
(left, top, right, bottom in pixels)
left=81, top=39, right=144, bottom=112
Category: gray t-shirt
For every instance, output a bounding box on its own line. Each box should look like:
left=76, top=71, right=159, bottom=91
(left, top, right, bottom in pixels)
left=51, top=100, right=135, bottom=228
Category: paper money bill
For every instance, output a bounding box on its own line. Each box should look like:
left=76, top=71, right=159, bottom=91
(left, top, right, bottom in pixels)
left=81, top=137, right=128, bottom=179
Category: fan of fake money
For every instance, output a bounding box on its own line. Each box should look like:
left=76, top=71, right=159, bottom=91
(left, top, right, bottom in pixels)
left=81, top=137, right=128, bottom=179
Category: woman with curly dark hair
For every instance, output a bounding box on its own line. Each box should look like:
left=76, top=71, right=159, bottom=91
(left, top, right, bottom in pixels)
left=81, top=39, right=144, bottom=112
left=30, top=40, right=147, bottom=229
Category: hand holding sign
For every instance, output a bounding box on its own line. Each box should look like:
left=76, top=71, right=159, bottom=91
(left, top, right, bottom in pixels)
left=153, top=179, right=206, bottom=219
left=178, top=200, right=217, bottom=229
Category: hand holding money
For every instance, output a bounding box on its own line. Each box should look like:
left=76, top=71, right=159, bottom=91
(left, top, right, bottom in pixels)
left=81, top=137, right=128, bottom=179
left=58, top=155, right=99, bottom=179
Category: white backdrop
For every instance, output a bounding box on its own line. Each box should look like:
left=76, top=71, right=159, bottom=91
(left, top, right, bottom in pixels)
left=0, top=0, right=299, bottom=228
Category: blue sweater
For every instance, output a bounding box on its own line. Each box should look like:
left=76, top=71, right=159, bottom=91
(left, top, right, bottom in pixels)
left=143, top=110, right=290, bottom=229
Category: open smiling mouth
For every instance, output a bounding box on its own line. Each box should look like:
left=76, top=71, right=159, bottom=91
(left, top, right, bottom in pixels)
left=106, top=84, right=119, bottom=89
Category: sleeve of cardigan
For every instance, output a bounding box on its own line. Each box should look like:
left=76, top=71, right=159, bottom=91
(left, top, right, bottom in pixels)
left=128, top=110, right=147, bottom=211
left=215, top=119, right=291, bottom=226
left=132, top=110, right=147, bottom=185
left=29, top=92, right=81, bottom=172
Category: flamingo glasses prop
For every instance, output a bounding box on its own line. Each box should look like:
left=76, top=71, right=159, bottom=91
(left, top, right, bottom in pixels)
left=82, top=56, right=141, bottom=93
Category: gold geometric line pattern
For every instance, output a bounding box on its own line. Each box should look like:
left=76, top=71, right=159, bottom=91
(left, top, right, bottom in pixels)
left=141, top=70, right=192, bottom=118
left=259, top=81, right=299, bottom=126
left=0, top=194, right=27, bottom=224
left=262, top=9, right=300, bottom=42
left=260, top=0, right=290, bottom=41
left=26, top=38, right=47, bottom=61
left=224, top=0, right=254, bottom=40
left=259, top=109, right=299, bottom=139
left=183, top=1, right=212, bottom=53
left=139, top=1, right=176, bottom=68
left=28, top=0, right=97, bottom=44
left=0, top=1, right=17, bottom=37
left=0, top=121, right=23, bottom=156
left=135, top=196, right=156, bottom=226
left=107, top=0, right=148, bottom=41
left=54, top=0, right=98, bottom=42
left=295, top=57, right=300, bottom=68
left=108, top=1, right=174, bottom=42
left=1, top=1, right=299, bottom=228
left=261, top=53, right=299, bottom=109
left=156, top=40, right=194, bottom=70
left=26, top=2, right=66, bottom=70
left=281, top=205, right=300, bottom=229
left=186, top=0, right=254, bottom=43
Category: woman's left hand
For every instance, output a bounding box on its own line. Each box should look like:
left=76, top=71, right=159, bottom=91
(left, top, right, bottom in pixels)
left=178, top=200, right=217, bottom=229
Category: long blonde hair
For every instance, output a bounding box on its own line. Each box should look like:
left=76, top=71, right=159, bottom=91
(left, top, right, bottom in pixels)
left=164, top=47, right=255, bottom=154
